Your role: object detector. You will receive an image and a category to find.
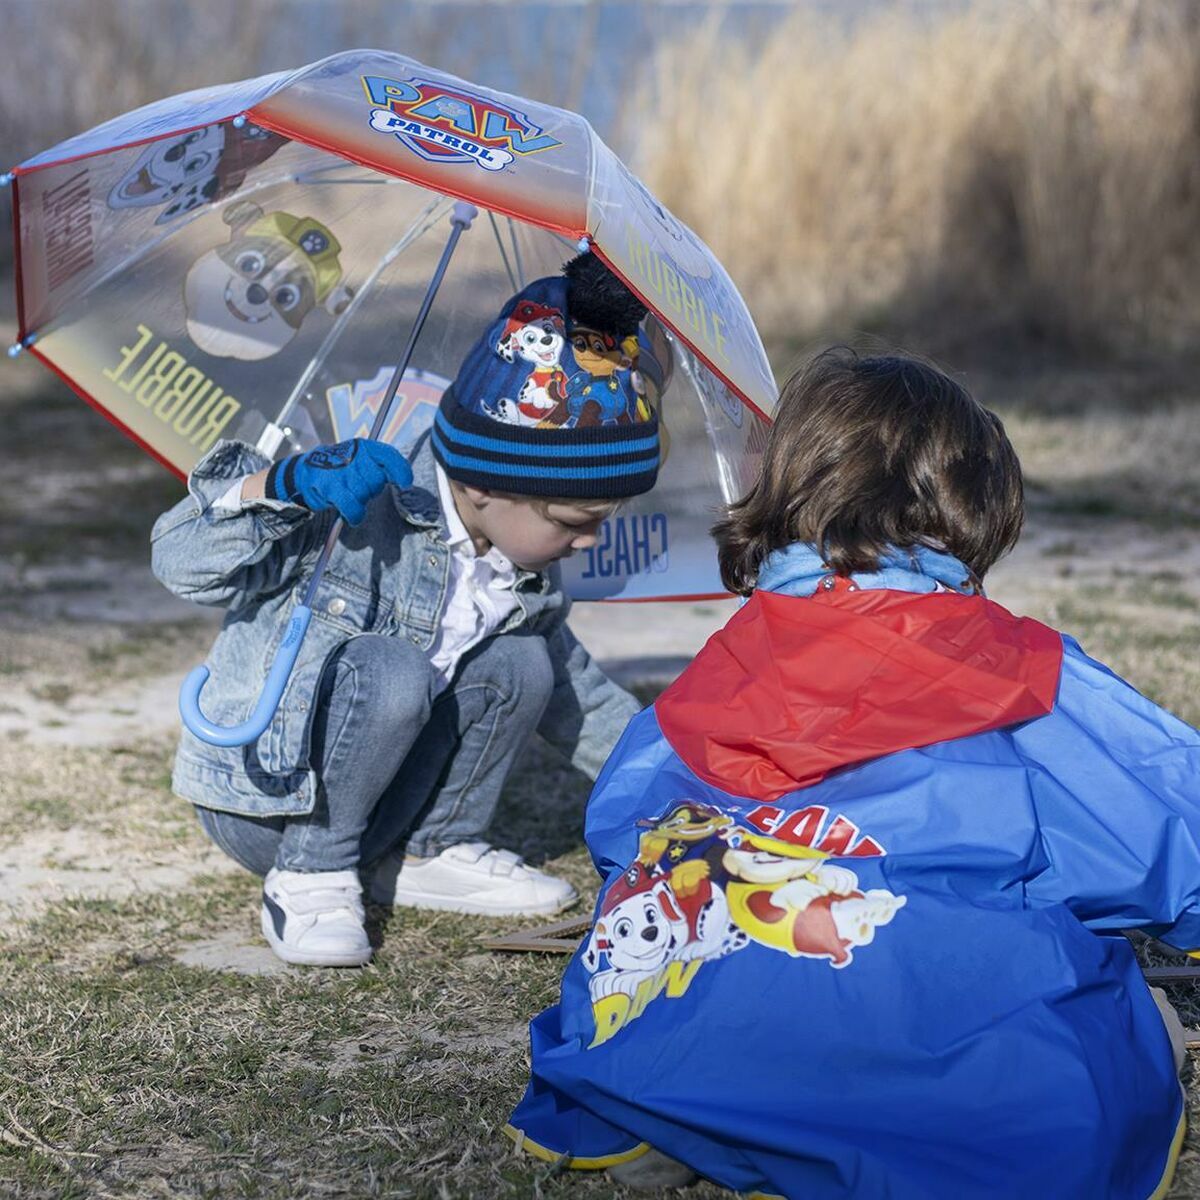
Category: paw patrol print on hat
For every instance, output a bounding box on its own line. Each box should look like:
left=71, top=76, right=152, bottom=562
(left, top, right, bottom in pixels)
left=431, top=252, right=662, bottom=500
left=485, top=298, right=569, bottom=426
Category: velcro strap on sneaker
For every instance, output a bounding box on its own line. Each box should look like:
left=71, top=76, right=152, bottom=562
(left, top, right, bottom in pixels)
left=487, top=849, right=523, bottom=876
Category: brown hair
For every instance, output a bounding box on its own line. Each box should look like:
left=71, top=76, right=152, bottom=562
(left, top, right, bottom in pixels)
left=713, top=347, right=1024, bottom=595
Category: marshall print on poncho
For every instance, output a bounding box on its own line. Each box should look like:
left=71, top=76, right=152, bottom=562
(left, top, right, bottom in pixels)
left=581, top=803, right=905, bottom=1048
left=508, top=573, right=1200, bottom=1200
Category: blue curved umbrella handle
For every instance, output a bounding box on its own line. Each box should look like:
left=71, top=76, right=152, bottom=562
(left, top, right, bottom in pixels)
left=179, top=605, right=313, bottom=746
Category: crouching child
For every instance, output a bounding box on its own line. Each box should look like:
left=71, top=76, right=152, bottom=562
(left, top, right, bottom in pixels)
left=152, top=255, right=659, bottom=967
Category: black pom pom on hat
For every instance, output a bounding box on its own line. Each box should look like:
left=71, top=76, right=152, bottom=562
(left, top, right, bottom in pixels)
left=562, top=252, right=648, bottom=337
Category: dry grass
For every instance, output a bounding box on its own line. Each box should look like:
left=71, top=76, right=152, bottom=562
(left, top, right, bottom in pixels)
left=1006, top=402, right=1200, bottom=525
left=634, top=0, right=1200, bottom=354
left=0, top=0, right=528, bottom=164
left=0, top=729, right=742, bottom=1200
left=5, top=626, right=1200, bottom=1198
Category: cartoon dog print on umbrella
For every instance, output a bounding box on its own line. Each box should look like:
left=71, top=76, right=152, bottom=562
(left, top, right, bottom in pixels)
left=107, top=122, right=286, bottom=225
left=183, top=199, right=354, bottom=361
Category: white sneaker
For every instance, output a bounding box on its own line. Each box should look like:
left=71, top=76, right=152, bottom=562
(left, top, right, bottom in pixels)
left=608, top=1147, right=698, bottom=1190
left=369, top=842, right=577, bottom=916
left=261, top=867, right=372, bottom=967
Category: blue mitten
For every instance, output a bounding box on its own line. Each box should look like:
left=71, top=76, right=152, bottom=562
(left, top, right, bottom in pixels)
left=265, top=439, right=413, bottom=525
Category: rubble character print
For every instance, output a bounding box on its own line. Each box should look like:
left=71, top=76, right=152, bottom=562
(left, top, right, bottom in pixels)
left=719, top=828, right=906, bottom=968
left=183, top=200, right=354, bottom=361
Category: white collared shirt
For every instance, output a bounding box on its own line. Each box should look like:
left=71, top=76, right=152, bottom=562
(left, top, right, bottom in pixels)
left=427, top=464, right=521, bottom=692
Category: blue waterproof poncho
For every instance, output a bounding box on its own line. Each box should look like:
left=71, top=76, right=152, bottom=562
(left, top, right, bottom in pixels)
left=508, top=557, right=1199, bottom=1199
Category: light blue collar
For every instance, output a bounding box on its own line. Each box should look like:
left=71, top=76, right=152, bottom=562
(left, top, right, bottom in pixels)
left=756, top=543, right=981, bottom=598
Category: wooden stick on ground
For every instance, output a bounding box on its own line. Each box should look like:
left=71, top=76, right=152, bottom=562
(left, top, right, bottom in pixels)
left=480, top=916, right=592, bottom=954
left=1142, top=966, right=1200, bottom=984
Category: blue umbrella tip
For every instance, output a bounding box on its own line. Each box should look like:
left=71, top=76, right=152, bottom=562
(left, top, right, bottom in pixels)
left=231, top=114, right=248, bottom=129
left=576, top=236, right=591, bottom=254
left=0, top=173, right=13, bottom=187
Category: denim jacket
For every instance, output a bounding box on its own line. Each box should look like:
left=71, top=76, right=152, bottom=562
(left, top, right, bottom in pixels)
left=151, top=434, right=640, bottom=817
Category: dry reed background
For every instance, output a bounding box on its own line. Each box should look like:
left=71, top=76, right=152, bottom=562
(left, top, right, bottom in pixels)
left=5, top=4, right=1200, bottom=1197
left=634, top=0, right=1200, bottom=355
left=0, top=0, right=648, bottom=266
left=6, top=0, right=1200, bottom=361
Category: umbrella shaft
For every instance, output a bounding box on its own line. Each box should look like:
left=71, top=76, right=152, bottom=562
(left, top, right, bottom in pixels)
left=365, top=213, right=470, bottom=441
left=302, top=201, right=476, bottom=609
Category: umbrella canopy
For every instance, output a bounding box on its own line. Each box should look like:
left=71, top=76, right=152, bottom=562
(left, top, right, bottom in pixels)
left=11, top=49, right=775, bottom=600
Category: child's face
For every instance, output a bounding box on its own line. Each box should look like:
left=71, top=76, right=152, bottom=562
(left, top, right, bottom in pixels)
left=455, top=485, right=612, bottom=571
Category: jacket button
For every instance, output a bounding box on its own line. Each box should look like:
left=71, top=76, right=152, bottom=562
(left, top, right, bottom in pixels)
left=428, top=555, right=439, bottom=567
left=327, top=597, right=346, bottom=616
left=409, top=633, right=421, bottom=644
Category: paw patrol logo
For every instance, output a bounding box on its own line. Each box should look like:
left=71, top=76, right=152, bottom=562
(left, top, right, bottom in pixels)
left=325, top=366, right=448, bottom=452
left=361, top=74, right=562, bottom=173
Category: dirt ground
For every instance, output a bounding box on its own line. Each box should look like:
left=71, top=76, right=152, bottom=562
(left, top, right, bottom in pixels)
left=3, top=347, right=1200, bottom=1196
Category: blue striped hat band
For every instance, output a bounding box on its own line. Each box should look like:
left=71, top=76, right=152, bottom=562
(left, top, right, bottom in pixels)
left=432, top=391, right=661, bottom=499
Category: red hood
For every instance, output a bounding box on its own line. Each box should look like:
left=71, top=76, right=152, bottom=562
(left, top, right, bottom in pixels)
left=655, top=588, right=1063, bottom=801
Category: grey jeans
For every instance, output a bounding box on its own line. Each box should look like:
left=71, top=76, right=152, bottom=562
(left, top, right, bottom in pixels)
left=197, top=631, right=554, bottom=875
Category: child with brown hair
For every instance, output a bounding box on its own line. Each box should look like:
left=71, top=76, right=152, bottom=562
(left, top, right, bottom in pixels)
left=507, top=347, right=1198, bottom=1199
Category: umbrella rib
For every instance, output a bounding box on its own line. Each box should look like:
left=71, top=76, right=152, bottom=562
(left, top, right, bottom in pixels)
left=487, top=210, right=519, bottom=293
left=260, top=194, right=452, bottom=453
left=507, top=218, right=526, bottom=288
left=678, top=339, right=742, bottom=504
left=292, top=165, right=409, bottom=186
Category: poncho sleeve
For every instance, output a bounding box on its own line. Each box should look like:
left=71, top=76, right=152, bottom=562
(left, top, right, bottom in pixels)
left=1019, top=636, right=1200, bottom=949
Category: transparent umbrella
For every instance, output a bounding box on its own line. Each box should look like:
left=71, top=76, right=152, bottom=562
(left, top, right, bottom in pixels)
left=8, top=49, right=776, bottom=743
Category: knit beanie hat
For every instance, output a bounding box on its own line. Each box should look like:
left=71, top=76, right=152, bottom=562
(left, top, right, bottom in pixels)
left=431, top=253, right=661, bottom=499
